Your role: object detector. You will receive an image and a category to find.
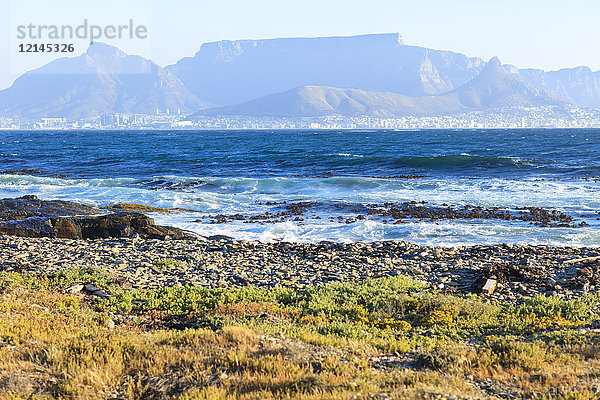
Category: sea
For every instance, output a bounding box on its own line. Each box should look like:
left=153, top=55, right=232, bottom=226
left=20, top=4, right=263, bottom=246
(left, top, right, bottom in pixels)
left=1, top=129, right=599, bottom=247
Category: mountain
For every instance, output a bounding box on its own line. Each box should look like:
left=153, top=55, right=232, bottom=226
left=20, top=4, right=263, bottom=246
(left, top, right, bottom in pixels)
left=519, top=67, right=600, bottom=109
left=193, top=86, right=457, bottom=118
left=0, top=43, right=210, bottom=119
left=193, top=57, right=562, bottom=118
left=168, top=33, right=600, bottom=110
left=167, top=33, right=486, bottom=106
left=444, top=57, right=562, bottom=109
left=1, top=35, right=597, bottom=120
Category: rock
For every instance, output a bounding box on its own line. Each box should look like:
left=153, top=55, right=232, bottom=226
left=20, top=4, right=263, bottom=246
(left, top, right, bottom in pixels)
left=206, top=235, right=234, bottom=242
left=0, top=195, right=99, bottom=221
left=0, top=196, right=197, bottom=240
left=84, top=284, right=111, bottom=299
left=481, top=278, right=498, bottom=295
left=52, top=218, right=81, bottom=239
left=0, top=217, right=57, bottom=238
left=64, top=283, right=110, bottom=299
left=29, top=304, right=49, bottom=312
left=64, top=284, right=85, bottom=294
left=0, top=233, right=597, bottom=299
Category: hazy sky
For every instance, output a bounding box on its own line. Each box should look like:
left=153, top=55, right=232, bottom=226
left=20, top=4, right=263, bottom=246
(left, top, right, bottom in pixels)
left=2, top=0, right=599, bottom=90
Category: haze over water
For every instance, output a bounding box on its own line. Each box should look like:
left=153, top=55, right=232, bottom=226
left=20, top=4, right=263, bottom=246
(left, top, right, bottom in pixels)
left=1, top=129, right=599, bottom=246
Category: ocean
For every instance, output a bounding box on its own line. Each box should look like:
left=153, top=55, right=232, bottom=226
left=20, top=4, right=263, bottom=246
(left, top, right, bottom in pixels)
left=1, top=129, right=599, bottom=246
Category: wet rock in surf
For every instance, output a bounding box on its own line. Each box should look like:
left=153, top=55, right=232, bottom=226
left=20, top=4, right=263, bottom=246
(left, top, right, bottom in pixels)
left=131, top=178, right=207, bottom=192
left=0, top=195, right=100, bottom=221
left=0, top=196, right=196, bottom=240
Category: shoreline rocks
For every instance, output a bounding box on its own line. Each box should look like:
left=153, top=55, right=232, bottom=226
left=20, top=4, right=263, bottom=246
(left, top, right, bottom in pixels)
left=1, top=234, right=598, bottom=302
left=0, top=196, right=196, bottom=240
left=202, top=200, right=586, bottom=228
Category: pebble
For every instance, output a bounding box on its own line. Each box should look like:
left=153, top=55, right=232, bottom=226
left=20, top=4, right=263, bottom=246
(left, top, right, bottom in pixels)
left=0, top=236, right=598, bottom=300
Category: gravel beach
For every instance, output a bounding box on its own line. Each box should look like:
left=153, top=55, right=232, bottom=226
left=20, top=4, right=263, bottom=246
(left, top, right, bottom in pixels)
left=2, top=235, right=599, bottom=301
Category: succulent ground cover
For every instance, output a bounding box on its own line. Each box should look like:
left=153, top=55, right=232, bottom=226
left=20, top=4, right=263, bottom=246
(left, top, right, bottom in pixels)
left=1, top=267, right=600, bottom=399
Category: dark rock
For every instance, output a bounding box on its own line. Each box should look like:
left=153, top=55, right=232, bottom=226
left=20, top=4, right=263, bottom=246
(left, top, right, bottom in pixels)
left=0, top=196, right=196, bottom=240
left=206, top=235, right=234, bottom=242
left=52, top=218, right=81, bottom=239
left=83, top=284, right=111, bottom=299
left=0, top=217, right=56, bottom=238
left=64, top=283, right=111, bottom=299
left=0, top=195, right=99, bottom=221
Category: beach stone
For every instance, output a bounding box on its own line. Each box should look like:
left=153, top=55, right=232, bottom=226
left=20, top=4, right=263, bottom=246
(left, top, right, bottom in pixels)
left=64, top=284, right=85, bottom=294
left=482, top=278, right=498, bottom=295
left=0, top=234, right=598, bottom=300
left=0, top=196, right=197, bottom=240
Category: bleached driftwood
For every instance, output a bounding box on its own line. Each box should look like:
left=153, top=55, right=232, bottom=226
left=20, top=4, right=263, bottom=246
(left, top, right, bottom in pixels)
left=563, top=255, right=600, bottom=265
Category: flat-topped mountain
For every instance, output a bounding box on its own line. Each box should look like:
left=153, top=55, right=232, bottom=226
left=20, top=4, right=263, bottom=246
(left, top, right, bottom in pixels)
left=194, top=57, right=562, bottom=118
left=0, top=42, right=210, bottom=119
left=0, top=34, right=598, bottom=119
left=166, top=33, right=487, bottom=106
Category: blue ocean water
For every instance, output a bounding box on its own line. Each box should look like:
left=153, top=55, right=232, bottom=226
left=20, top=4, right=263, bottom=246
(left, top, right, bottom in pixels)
left=1, top=129, right=599, bottom=246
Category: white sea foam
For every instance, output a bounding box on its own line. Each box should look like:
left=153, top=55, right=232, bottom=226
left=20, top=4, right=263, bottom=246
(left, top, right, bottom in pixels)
left=330, top=153, right=365, bottom=158
left=2, top=173, right=599, bottom=246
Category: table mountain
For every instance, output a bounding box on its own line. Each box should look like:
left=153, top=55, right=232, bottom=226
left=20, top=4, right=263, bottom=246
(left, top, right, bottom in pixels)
left=194, top=57, right=562, bottom=118
left=167, top=33, right=486, bottom=106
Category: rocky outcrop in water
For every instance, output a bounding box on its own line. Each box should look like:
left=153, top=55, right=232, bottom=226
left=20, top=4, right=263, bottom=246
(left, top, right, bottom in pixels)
left=0, top=196, right=196, bottom=240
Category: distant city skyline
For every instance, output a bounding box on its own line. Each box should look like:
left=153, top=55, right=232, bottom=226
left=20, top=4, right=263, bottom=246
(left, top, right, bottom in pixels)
left=2, top=0, right=600, bottom=91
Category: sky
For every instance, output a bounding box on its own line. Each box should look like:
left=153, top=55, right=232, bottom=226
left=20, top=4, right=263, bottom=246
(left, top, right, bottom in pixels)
left=1, top=0, right=600, bottom=90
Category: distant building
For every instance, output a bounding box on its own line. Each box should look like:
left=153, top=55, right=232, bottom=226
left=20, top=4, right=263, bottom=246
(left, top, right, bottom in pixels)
left=100, top=114, right=115, bottom=127
left=41, top=118, right=66, bottom=128
left=100, top=114, right=127, bottom=127
left=172, top=120, right=193, bottom=128
left=134, top=114, right=147, bottom=125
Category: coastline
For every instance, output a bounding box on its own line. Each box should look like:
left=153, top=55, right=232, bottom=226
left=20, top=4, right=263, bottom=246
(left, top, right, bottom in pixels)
left=2, top=234, right=598, bottom=301
left=2, top=194, right=600, bottom=398
left=2, top=233, right=600, bottom=399
left=2, top=126, right=600, bottom=398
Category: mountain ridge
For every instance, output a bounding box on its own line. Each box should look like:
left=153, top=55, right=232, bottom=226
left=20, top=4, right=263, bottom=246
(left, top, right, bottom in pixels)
left=0, top=34, right=599, bottom=119
left=193, top=57, right=562, bottom=118
left=166, top=33, right=487, bottom=105
left=0, top=42, right=210, bottom=119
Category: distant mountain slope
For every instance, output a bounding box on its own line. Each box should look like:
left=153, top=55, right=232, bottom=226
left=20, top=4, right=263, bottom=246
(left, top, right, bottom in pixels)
left=519, top=67, right=600, bottom=109
left=193, top=57, right=562, bottom=118
left=167, top=33, right=486, bottom=106
left=0, top=43, right=210, bottom=119
left=1, top=34, right=597, bottom=120
left=194, top=86, right=458, bottom=118
left=445, top=57, right=562, bottom=109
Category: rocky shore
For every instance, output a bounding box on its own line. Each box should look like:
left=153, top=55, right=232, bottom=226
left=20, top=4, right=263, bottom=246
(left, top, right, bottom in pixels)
left=1, top=195, right=599, bottom=302
left=0, top=195, right=196, bottom=240
left=2, top=197, right=600, bottom=400
left=1, top=234, right=598, bottom=302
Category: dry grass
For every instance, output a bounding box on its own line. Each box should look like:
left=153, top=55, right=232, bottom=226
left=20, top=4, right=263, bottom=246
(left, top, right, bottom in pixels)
left=1, top=271, right=600, bottom=399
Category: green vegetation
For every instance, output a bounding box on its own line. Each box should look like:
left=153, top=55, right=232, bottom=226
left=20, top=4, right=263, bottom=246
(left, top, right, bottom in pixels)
left=154, top=258, right=185, bottom=270
left=0, top=268, right=599, bottom=399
